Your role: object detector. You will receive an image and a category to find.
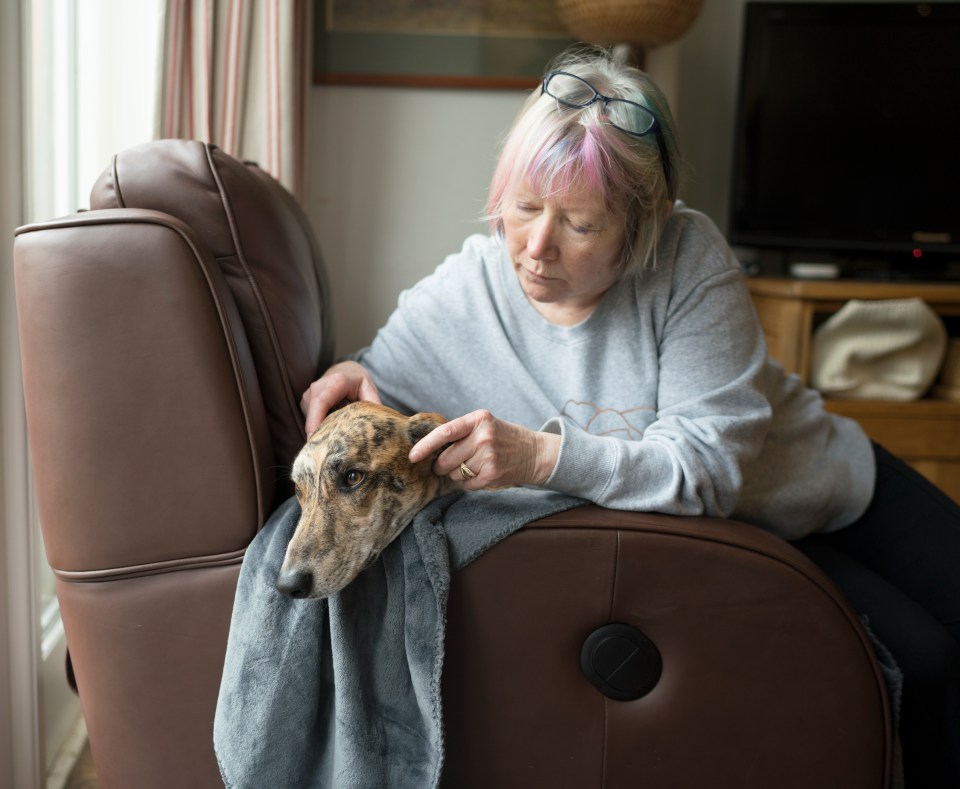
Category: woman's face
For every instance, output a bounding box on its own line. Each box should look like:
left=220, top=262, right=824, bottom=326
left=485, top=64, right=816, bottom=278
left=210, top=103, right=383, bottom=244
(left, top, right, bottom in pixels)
left=501, top=178, right=626, bottom=326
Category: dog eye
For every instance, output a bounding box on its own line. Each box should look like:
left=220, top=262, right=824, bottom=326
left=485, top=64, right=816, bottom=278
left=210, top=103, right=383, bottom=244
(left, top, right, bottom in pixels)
left=344, top=470, right=365, bottom=488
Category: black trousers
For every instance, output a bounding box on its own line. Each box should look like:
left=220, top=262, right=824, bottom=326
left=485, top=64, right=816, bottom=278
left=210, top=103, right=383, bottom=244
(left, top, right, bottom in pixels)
left=792, top=444, right=960, bottom=788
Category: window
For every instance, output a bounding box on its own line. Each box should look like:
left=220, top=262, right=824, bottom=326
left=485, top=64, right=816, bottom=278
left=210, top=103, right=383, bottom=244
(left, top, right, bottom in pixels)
left=28, top=0, right=164, bottom=220
left=21, top=0, right=163, bottom=780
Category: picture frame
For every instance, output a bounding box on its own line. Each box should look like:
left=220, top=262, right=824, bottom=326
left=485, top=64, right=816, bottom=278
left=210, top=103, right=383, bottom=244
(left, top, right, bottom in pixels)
left=313, top=0, right=577, bottom=89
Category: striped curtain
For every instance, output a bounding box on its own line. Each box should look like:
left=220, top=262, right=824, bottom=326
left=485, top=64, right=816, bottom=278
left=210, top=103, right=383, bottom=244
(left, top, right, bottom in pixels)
left=158, top=0, right=313, bottom=199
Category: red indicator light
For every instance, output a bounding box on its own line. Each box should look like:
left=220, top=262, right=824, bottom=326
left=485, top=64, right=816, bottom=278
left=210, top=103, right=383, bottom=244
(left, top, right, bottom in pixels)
left=912, top=248, right=923, bottom=258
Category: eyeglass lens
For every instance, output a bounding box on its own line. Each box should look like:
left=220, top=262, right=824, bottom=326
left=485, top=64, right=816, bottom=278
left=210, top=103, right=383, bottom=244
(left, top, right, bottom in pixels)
left=547, top=72, right=598, bottom=107
left=546, top=72, right=657, bottom=137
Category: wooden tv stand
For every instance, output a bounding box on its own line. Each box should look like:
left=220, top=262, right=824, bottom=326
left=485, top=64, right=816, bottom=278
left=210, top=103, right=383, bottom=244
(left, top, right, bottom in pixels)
left=746, top=277, right=960, bottom=503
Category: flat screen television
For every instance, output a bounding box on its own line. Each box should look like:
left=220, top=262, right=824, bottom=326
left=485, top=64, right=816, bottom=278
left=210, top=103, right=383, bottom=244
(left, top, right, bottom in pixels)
left=728, top=1, right=960, bottom=280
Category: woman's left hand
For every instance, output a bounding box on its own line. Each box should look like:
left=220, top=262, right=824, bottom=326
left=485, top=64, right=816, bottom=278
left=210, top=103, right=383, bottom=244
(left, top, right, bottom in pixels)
left=408, top=409, right=560, bottom=490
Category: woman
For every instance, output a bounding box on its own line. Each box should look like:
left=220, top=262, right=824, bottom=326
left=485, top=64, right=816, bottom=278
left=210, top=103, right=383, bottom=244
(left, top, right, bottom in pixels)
left=303, top=47, right=959, bottom=784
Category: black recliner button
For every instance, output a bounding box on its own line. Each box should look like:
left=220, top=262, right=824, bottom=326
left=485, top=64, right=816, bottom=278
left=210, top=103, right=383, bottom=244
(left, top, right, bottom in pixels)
left=580, top=623, right=662, bottom=701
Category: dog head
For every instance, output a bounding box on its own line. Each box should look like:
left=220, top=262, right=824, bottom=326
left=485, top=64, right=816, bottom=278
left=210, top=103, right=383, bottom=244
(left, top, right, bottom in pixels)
left=276, top=400, right=452, bottom=599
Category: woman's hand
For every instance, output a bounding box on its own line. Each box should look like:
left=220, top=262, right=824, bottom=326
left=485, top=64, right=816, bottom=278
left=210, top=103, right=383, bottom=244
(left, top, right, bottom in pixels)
left=301, top=361, right=381, bottom=436
left=408, top=409, right=560, bottom=490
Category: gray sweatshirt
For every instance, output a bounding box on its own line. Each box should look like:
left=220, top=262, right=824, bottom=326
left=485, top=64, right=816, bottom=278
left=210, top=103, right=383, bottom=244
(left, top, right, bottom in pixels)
left=357, top=204, right=875, bottom=539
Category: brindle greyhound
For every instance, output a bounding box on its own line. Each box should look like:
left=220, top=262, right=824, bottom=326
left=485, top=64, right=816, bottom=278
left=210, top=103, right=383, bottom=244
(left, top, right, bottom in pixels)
left=276, top=401, right=456, bottom=599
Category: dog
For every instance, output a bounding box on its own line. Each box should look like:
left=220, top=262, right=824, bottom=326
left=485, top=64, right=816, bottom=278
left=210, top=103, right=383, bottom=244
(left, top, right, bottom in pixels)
left=276, top=401, right=456, bottom=599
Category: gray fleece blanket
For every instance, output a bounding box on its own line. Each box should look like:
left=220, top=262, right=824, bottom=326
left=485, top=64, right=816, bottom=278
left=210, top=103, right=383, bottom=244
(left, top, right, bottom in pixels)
left=213, top=488, right=584, bottom=789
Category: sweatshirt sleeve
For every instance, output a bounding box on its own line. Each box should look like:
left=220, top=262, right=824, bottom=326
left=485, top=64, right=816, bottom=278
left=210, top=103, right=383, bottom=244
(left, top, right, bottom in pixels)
left=351, top=234, right=508, bottom=419
left=351, top=287, right=446, bottom=417
left=540, top=226, right=773, bottom=518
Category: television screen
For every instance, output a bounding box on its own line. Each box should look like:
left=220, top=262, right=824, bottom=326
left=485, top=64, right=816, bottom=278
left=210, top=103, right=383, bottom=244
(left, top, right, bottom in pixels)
left=729, top=2, right=960, bottom=276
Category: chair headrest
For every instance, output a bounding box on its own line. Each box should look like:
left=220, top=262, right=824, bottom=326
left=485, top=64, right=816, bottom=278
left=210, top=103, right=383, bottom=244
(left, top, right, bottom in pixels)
left=91, top=139, right=335, bottom=493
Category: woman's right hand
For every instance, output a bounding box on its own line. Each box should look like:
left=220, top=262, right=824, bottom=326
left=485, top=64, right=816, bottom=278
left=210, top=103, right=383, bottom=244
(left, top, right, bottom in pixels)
left=301, top=361, right=381, bottom=436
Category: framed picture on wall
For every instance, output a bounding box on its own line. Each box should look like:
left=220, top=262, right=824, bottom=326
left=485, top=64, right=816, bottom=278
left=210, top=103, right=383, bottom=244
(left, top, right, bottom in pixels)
left=313, top=0, right=577, bottom=88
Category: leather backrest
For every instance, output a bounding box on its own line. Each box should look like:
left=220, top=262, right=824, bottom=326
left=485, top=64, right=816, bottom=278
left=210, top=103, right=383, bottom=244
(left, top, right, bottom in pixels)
left=90, top=140, right=334, bottom=500
left=14, top=209, right=273, bottom=572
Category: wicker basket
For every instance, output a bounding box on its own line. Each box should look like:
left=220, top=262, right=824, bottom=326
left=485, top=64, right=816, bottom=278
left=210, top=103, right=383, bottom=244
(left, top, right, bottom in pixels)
left=555, top=0, right=704, bottom=47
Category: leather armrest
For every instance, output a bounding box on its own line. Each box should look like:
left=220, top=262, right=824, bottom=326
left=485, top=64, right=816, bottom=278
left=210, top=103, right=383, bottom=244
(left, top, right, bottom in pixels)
left=443, top=507, right=892, bottom=788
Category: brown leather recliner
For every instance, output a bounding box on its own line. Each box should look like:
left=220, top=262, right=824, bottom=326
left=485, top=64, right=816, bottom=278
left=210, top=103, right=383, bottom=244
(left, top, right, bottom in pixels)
left=13, top=141, right=893, bottom=789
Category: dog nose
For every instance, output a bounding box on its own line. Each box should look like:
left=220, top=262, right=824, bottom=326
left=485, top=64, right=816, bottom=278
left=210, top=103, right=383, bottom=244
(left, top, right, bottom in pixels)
left=276, top=568, right=314, bottom=599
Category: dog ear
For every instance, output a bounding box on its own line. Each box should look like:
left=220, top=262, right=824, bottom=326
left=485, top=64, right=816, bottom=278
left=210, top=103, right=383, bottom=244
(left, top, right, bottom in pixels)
left=406, top=412, right=447, bottom=449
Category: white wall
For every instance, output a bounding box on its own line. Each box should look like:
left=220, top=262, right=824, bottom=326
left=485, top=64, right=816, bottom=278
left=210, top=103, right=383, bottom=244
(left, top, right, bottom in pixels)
left=673, top=0, right=746, bottom=231
left=305, top=85, right=523, bottom=355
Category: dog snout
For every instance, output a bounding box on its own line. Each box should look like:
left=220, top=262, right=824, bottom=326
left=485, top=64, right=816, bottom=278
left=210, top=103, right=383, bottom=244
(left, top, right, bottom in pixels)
left=276, top=567, right=315, bottom=599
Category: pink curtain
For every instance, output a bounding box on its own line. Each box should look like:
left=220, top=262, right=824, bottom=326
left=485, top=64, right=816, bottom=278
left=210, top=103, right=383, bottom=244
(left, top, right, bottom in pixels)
left=158, top=0, right=313, bottom=199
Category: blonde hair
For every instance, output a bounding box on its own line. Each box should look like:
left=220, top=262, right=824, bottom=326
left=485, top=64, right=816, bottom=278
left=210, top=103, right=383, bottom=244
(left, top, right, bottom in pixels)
left=486, top=45, right=683, bottom=275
